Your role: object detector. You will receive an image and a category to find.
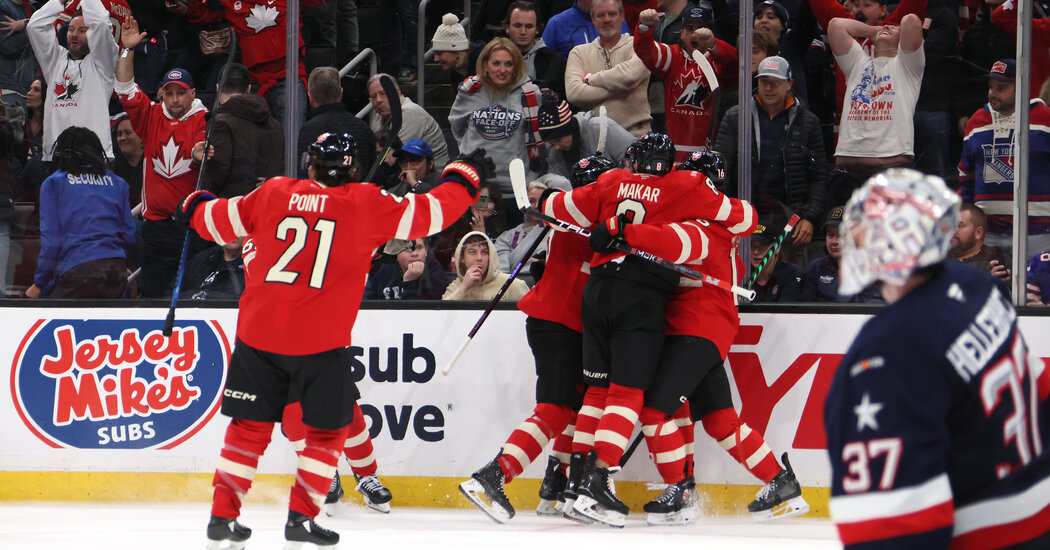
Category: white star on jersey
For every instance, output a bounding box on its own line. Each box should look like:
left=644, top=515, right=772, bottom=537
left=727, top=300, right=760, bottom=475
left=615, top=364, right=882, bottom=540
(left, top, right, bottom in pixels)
left=854, top=392, right=883, bottom=433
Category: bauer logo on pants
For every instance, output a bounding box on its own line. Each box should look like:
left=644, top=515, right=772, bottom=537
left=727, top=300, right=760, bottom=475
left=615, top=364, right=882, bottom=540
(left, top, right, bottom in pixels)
left=11, top=319, right=231, bottom=450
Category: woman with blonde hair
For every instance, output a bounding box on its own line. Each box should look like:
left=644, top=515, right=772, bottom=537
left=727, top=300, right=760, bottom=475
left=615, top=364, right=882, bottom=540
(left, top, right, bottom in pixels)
left=449, top=37, right=544, bottom=227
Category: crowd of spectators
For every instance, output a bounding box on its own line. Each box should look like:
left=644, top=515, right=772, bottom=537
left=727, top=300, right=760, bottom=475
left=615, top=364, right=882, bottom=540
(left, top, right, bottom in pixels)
left=0, top=0, right=1047, bottom=305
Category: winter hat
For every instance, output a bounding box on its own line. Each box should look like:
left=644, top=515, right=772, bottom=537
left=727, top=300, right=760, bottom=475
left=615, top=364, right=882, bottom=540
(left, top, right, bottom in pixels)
left=538, top=90, right=577, bottom=141
left=754, top=0, right=789, bottom=28
left=432, top=14, right=469, bottom=52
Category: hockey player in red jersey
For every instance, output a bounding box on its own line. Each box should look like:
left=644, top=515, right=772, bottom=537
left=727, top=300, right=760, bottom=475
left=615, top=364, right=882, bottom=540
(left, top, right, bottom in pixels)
left=179, top=133, right=488, bottom=549
left=826, top=168, right=1050, bottom=549
left=541, top=133, right=756, bottom=527
left=605, top=157, right=807, bottom=525
left=458, top=156, right=617, bottom=524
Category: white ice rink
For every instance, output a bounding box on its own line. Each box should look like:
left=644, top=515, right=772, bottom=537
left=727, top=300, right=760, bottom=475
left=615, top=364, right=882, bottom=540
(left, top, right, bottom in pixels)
left=2, top=502, right=843, bottom=550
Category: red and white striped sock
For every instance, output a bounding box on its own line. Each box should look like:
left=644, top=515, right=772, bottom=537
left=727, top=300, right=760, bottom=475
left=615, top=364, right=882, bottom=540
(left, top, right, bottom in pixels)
left=593, top=383, right=644, bottom=468
left=288, top=424, right=350, bottom=518
left=701, top=408, right=781, bottom=483
left=498, top=403, right=574, bottom=482
left=640, top=406, right=688, bottom=484
left=572, top=386, right=607, bottom=455
left=673, top=403, right=696, bottom=478
left=343, top=403, right=378, bottom=478
left=211, top=418, right=274, bottom=519
left=551, top=421, right=576, bottom=472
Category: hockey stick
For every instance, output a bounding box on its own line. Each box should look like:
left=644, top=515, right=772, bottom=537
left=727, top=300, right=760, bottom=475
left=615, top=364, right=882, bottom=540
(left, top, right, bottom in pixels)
left=618, top=431, right=645, bottom=468
left=163, top=32, right=238, bottom=337
left=745, top=213, right=801, bottom=290
left=441, top=224, right=550, bottom=376
left=365, top=75, right=403, bottom=183
left=690, top=49, right=719, bottom=93
left=596, top=105, right=608, bottom=157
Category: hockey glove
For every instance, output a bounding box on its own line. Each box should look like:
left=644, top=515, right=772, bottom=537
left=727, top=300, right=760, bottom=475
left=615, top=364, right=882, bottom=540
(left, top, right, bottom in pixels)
left=534, top=187, right=562, bottom=221
left=529, top=250, right=547, bottom=282
left=175, top=190, right=217, bottom=228
left=590, top=213, right=629, bottom=253
left=441, top=148, right=495, bottom=197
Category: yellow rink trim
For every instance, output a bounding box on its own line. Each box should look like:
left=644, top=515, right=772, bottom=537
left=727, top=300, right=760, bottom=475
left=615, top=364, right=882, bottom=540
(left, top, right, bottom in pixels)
left=0, top=472, right=829, bottom=517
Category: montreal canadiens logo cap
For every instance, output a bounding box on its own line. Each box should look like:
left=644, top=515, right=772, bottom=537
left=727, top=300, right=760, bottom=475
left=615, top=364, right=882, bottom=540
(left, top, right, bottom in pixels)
left=160, top=68, right=194, bottom=90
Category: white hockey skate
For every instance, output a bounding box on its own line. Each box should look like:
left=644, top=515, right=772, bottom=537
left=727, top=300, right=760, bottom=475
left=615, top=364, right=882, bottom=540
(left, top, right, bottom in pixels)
left=748, top=453, right=810, bottom=522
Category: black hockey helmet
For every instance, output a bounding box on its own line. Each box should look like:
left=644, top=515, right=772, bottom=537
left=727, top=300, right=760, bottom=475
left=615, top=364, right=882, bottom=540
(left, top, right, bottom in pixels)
left=628, top=132, right=675, bottom=176
left=308, top=132, right=356, bottom=182
left=571, top=155, right=617, bottom=188
left=676, top=150, right=728, bottom=187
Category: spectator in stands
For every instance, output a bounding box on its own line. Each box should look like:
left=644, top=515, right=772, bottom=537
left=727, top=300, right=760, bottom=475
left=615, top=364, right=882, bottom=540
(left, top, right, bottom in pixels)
left=641, top=0, right=698, bottom=133
left=565, top=0, right=651, bottom=137
left=992, top=0, right=1049, bottom=100
left=747, top=218, right=803, bottom=302
left=27, top=0, right=118, bottom=161
left=449, top=38, right=544, bottom=226
left=752, top=0, right=818, bottom=102
left=443, top=231, right=530, bottom=300
left=800, top=206, right=881, bottom=302
left=368, top=73, right=450, bottom=169
left=26, top=126, right=135, bottom=299
left=117, top=18, right=210, bottom=298
left=715, top=55, right=828, bottom=265
left=389, top=138, right=440, bottom=196
left=365, top=238, right=450, bottom=300
left=959, top=58, right=1050, bottom=260
left=949, top=203, right=1010, bottom=284
left=1025, top=246, right=1050, bottom=306
left=826, top=14, right=924, bottom=211
left=0, top=0, right=37, bottom=111
left=538, top=90, right=633, bottom=178
left=431, top=13, right=477, bottom=87
left=379, top=0, right=419, bottom=83
left=911, top=0, right=956, bottom=182
left=432, top=182, right=505, bottom=272
left=299, top=66, right=375, bottom=178
left=204, top=63, right=284, bottom=199
left=750, top=28, right=780, bottom=80
left=541, top=0, right=629, bottom=59
left=635, top=6, right=736, bottom=160
left=182, top=236, right=245, bottom=300
left=370, top=127, right=402, bottom=190
left=110, top=113, right=143, bottom=208
left=495, top=180, right=548, bottom=286
left=21, top=77, right=42, bottom=160
left=505, top=1, right=567, bottom=100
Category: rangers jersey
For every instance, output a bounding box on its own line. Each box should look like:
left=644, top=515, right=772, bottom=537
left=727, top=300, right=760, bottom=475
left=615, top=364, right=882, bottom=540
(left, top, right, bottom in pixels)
left=623, top=215, right=754, bottom=357
left=517, top=229, right=592, bottom=333
left=116, top=80, right=208, bottom=220
left=1025, top=248, right=1050, bottom=305
left=825, top=261, right=1050, bottom=549
left=190, top=177, right=474, bottom=355
left=633, top=25, right=736, bottom=161
left=958, top=100, right=1050, bottom=236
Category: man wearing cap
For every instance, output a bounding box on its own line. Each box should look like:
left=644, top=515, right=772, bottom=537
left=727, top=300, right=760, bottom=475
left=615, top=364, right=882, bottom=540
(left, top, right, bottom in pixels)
left=635, top=6, right=736, bottom=160
left=565, top=0, right=651, bottom=137
left=389, top=138, right=440, bottom=196
left=538, top=90, right=634, bottom=178
left=714, top=55, right=827, bottom=264
left=116, top=16, right=210, bottom=297
left=26, top=0, right=118, bottom=160
left=959, top=58, right=1050, bottom=260
left=752, top=0, right=817, bottom=102
left=827, top=14, right=924, bottom=209
left=747, top=218, right=803, bottom=303
left=800, top=206, right=882, bottom=303
left=367, top=73, right=449, bottom=169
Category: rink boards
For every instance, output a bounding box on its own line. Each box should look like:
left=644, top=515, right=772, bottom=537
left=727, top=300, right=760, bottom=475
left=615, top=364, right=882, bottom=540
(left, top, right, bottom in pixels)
left=3, top=305, right=1049, bottom=516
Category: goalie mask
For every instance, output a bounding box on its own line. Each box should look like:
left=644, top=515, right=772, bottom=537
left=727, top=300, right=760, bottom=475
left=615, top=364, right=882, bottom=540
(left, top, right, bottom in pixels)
left=628, top=132, right=675, bottom=176
left=838, top=168, right=959, bottom=296
left=676, top=150, right=728, bottom=187
left=571, top=155, right=616, bottom=188
left=308, top=132, right=356, bottom=181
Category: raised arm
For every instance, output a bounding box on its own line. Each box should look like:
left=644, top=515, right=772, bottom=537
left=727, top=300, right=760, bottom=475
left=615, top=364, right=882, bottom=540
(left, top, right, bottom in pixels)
left=899, top=13, right=923, bottom=54
left=81, top=0, right=119, bottom=72
left=828, top=17, right=875, bottom=57
left=25, top=0, right=64, bottom=68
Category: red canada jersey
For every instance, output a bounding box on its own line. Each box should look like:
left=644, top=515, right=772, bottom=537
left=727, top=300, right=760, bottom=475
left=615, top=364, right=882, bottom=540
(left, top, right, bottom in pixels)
left=117, top=83, right=207, bottom=220
left=56, top=0, right=130, bottom=45
left=517, top=229, right=592, bottom=333
left=624, top=219, right=752, bottom=357
left=543, top=168, right=757, bottom=269
left=634, top=26, right=737, bottom=161
left=191, top=177, right=474, bottom=355
left=213, top=0, right=315, bottom=96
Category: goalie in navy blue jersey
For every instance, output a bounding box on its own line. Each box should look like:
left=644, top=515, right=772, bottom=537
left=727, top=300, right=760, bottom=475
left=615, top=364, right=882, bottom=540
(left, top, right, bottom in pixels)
left=825, top=168, right=1050, bottom=549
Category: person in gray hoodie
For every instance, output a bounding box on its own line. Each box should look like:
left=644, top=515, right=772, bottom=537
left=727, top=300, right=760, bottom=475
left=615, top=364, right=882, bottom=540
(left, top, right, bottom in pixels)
left=449, top=37, right=544, bottom=228
left=443, top=231, right=530, bottom=301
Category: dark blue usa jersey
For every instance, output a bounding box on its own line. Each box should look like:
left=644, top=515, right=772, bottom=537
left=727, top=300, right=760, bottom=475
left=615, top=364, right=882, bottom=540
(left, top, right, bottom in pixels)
left=825, top=261, right=1050, bottom=549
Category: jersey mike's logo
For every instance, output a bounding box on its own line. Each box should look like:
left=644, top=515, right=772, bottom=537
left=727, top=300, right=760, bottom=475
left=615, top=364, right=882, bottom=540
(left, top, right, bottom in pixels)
left=11, top=319, right=231, bottom=450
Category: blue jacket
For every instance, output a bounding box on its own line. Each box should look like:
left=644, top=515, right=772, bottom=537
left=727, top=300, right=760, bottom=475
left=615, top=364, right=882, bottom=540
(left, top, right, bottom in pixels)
left=36, top=169, right=136, bottom=286
left=541, top=2, right=630, bottom=58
